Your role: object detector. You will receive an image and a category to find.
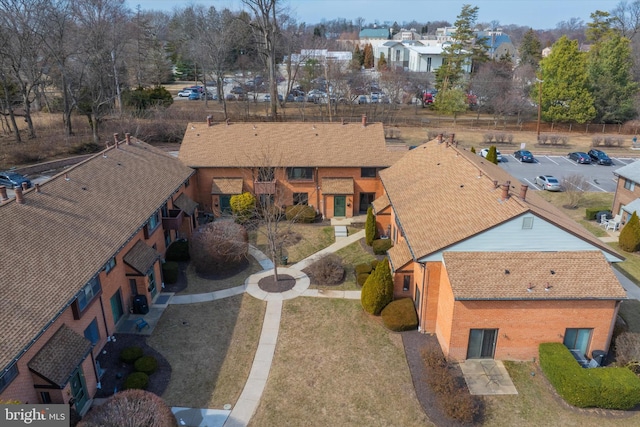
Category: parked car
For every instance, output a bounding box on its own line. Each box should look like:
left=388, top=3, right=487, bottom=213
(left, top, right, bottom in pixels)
left=513, top=150, right=535, bottom=163
left=231, top=86, right=244, bottom=94
left=535, top=175, right=562, bottom=191
left=263, top=94, right=271, bottom=102
left=568, top=152, right=591, bottom=164
left=294, top=95, right=306, bottom=103
left=178, top=89, right=192, bottom=97
left=357, top=95, right=369, bottom=104
left=202, top=92, right=216, bottom=100
left=189, top=85, right=204, bottom=93
left=588, top=149, right=612, bottom=165
left=225, top=94, right=236, bottom=101
left=188, top=91, right=200, bottom=100
left=0, top=171, right=31, bottom=189
left=479, top=148, right=502, bottom=162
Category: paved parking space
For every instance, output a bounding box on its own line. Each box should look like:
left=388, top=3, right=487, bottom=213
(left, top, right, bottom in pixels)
left=499, top=153, right=638, bottom=193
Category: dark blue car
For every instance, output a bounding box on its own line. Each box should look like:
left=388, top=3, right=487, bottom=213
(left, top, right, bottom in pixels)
left=514, top=150, right=535, bottom=163
left=588, top=149, right=612, bottom=165
left=568, top=152, right=591, bottom=164
left=0, top=171, right=32, bottom=189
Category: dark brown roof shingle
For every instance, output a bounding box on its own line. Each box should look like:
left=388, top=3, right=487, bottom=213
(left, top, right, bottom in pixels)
left=0, top=139, right=194, bottom=371
left=443, top=251, right=626, bottom=300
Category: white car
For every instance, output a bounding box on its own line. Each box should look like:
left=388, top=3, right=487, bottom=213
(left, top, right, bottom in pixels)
left=178, top=89, right=193, bottom=97
left=479, top=148, right=502, bottom=162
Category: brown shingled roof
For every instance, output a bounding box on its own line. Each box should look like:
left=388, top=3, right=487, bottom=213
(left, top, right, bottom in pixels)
left=372, top=194, right=390, bottom=213
left=211, top=178, right=243, bottom=194
left=321, top=178, right=354, bottom=194
left=124, top=240, right=161, bottom=275
left=443, top=251, right=626, bottom=300
left=178, top=121, right=405, bottom=168
left=388, top=239, right=414, bottom=270
left=379, top=141, right=621, bottom=261
left=174, top=193, right=198, bottom=215
left=27, top=325, right=92, bottom=387
left=0, top=139, right=194, bottom=372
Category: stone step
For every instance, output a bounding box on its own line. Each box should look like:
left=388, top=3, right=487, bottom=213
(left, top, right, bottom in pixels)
left=334, top=225, right=348, bottom=238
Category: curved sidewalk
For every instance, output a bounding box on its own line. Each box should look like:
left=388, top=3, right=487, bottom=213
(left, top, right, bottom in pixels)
left=167, top=230, right=365, bottom=427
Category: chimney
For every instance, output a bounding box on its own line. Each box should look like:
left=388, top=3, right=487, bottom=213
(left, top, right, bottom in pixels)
left=449, top=133, right=455, bottom=145
left=438, top=133, right=444, bottom=143
left=361, top=114, right=367, bottom=127
left=35, top=183, right=41, bottom=193
left=125, top=133, right=131, bottom=145
left=520, top=184, right=528, bottom=201
left=206, top=115, right=212, bottom=127
left=501, top=183, right=510, bottom=201
left=225, top=118, right=230, bottom=126
left=493, top=180, right=499, bottom=189
left=0, top=186, right=7, bottom=201
left=113, top=133, right=119, bottom=144
left=21, top=182, right=29, bottom=191
left=14, top=187, right=24, bottom=204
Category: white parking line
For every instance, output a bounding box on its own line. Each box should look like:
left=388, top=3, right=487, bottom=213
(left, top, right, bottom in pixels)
left=544, top=156, right=560, bottom=165
left=587, top=181, right=607, bottom=192
left=524, top=178, right=541, bottom=189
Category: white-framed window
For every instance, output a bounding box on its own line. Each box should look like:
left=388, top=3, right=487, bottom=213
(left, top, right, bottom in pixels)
left=624, top=179, right=635, bottom=191
left=522, top=217, right=534, bottom=229
left=148, top=210, right=160, bottom=231
left=77, top=276, right=101, bottom=312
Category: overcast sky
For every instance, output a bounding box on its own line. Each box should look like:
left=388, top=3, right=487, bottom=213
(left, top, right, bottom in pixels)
left=129, top=0, right=621, bottom=30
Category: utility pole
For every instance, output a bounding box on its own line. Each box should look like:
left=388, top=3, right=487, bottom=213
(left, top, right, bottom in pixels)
left=536, top=78, right=543, bottom=140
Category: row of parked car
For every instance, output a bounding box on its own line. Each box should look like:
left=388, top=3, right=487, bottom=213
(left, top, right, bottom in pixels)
left=478, top=147, right=615, bottom=193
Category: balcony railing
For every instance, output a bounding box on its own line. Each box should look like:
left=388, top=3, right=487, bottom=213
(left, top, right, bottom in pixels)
left=162, top=209, right=184, bottom=230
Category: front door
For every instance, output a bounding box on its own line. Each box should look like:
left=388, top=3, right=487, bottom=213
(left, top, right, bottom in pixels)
left=220, top=195, right=232, bottom=214
left=70, top=368, right=88, bottom=413
left=467, top=329, right=498, bottom=359
left=110, top=289, right=124, bottom=324
left=334, top=196, right=346, bottom=217
left=147, top=270, right=157, bottom=298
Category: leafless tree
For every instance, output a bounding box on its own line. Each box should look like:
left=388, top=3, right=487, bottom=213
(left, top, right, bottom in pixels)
left=611, top=0, right=640, bottom=40
left=77, top=389, right=177, bottom=427
left=189, top=219, right=249, bottom=275
left=615, top=332, right=640, bottom=369
left=561, top=173, right=589, bottom=208
left=242, top=0, right=282, bottom=120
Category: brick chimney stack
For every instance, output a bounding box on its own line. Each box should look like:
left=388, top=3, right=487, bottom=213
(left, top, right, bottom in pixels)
left=14, top=187, right=24, bottom=204
left=449, top=133, right=455, bottom=145
left=21, top=182, right=29, bottom=191
left=113, top=133, right=119, bottom=144
left=438, top=134, right=444, bottom=143
left=0, top=186, right=8, bottom=201
left=125, top=133, right=131, bottom=145
left=520, top=184, right=528, bottom=201
left=501, top=183, right=510, bottom=201
left=207, top=115, right=213, bottom=127
left=362, top=114, right=367, bottom=127
left=35, top=183, right=41, bottom=193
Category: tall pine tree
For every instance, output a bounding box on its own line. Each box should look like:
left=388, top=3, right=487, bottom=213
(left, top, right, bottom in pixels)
left=518, top=29, right=542, bottom=68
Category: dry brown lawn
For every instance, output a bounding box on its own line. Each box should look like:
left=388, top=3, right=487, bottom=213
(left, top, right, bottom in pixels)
left=250, top=223, right=335, bottom=265
left=180, top=256, right=263, bottom=295
left=535, top=191, right=614, bottom=237
left=147, top=294, right=266, bottom=409
left=249, top=298, right=432, bottom=427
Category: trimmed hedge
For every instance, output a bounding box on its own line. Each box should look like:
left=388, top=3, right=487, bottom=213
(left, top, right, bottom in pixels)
left=585, top=206, right=611, bottom=220
left=162, top=261, right=179, bottom=284
left=165, top=240, right=189, bottom=262
left=365, top=207, right=377, bottom=246
left=539, top=343, right=640, bottom=410
left=372, top=238, right=393, bottom=255
left=134, top=356, right=158, bottom=375
left=120, top=346, right=144, bottom=364
left=285, top=205, right=317, bottom=223
left=123, top=372, right=149, bottom=390
left=381, top=298, right=418, bottom=332
left=355, top=263, right=372, bottom=274
left=361, top=259, right=393, bottom=315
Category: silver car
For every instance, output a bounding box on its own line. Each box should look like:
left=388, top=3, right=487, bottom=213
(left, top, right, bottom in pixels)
left=535, top=175, right=562, bottom=191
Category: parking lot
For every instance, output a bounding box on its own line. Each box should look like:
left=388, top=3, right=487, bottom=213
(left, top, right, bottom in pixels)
left=498, top=152, right=639, bottom=193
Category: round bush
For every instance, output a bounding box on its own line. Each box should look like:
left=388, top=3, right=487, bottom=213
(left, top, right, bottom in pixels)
left=357, top=272, right=370, bottom=286
left=285, top=205, right=317, bottom=223
left=372, top=238, right=393, bottom=255
left=381, top=298, right=418, bottom=332
left=355, top=263, right=372, bottom=274
left=165, top=240, right=189, bottom=262
left=370, top=259, right=379, bottom=270
left=134, top=356, right=158, bottom=375
left=120, top=346, right=143, bottom=364
left=123, top=372, right=149, bottom=390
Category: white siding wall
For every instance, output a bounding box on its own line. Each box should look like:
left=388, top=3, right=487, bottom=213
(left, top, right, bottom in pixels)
left=420, top=214, right=622, bottom=262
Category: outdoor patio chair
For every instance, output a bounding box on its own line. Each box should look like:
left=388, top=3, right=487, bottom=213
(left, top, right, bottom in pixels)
left=135, top=318, right=149, bottom=332
left=606, top=215, right=622, bottom=231
left=599, top=215, right=609, bottom=227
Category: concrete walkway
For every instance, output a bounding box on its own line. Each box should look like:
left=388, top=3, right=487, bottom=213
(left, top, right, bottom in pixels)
left=157, top=230, right=365, bottom=427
